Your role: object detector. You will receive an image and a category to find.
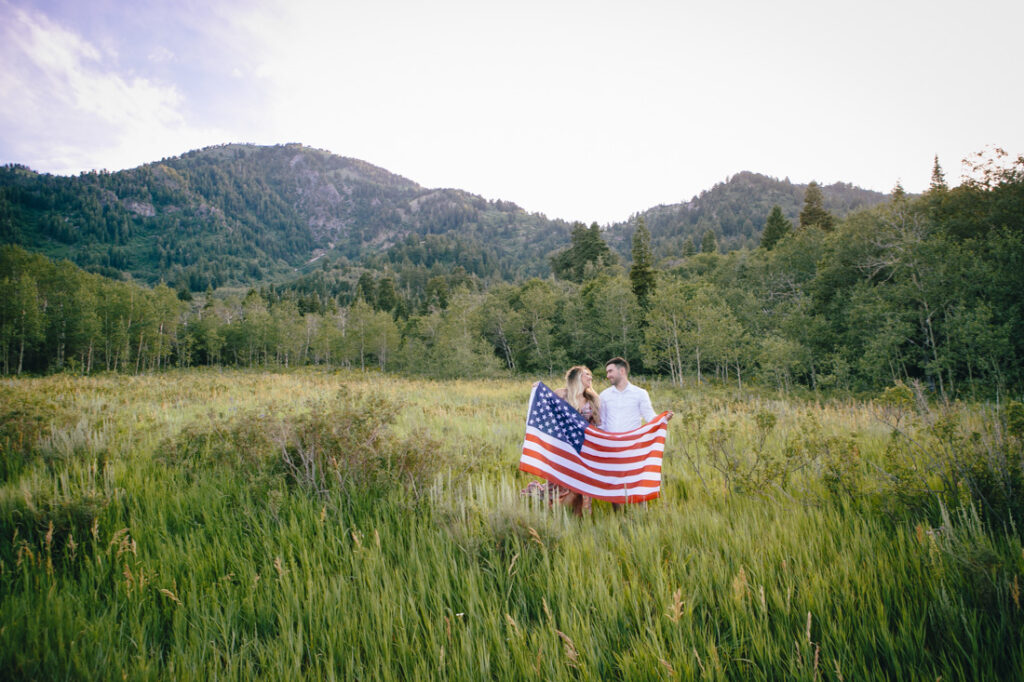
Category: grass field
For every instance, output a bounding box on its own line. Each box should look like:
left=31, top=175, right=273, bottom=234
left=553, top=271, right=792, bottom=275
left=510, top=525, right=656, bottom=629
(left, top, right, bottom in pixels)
left=1, top=369, right=1022, bottom=680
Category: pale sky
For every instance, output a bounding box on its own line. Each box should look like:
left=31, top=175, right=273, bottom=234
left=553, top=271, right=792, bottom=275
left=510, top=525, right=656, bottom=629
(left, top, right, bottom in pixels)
left=1, top=0, right=1021, bottom=225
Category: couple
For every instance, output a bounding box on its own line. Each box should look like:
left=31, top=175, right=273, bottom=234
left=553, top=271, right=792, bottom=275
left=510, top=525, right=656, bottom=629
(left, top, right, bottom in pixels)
left=523, top=356, right=674, bottom=515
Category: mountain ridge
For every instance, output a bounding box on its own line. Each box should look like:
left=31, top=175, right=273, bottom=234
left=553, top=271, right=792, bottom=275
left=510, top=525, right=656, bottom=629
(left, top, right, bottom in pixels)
left=1, top=143, right=889, bottom=288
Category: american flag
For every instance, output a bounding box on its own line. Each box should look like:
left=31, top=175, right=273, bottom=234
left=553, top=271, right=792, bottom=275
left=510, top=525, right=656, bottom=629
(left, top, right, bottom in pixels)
left=519, top=382, right=669, bottom=504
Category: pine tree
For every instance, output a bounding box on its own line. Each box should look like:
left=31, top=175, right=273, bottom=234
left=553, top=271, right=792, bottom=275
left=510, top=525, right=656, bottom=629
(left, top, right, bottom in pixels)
left=629, top=217, right=656, bottom=310
left=681, top=237, right=696, bottom=257
left=891, top=180, right=907, bottom=204
left=701, top=229, right=717, bottom=254
left=550, top=221, right=617, bottom=283
left=799, top=181, right=835, bottom=230
left=929, top=155, right=948, bottom=193
left=760, top=205, right=792, bottom=250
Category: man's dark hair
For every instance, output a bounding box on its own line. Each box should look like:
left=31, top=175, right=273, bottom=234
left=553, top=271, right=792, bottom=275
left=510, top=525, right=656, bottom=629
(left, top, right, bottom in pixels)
left=606, top=356, right=630, bottom=374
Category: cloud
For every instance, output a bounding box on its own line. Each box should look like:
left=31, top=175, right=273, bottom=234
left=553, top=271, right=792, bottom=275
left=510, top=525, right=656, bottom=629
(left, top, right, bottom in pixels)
left=0, top=3, right=219, bottom=173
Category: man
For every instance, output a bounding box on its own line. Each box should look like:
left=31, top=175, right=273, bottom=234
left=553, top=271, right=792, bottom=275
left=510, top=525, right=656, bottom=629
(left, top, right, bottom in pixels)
left=599, top=356, right=673, bottom=432
left=598, top=357, right=673, bottom=510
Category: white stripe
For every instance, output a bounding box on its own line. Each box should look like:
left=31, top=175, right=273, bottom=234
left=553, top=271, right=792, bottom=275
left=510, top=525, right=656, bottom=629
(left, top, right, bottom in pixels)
left=525, top=427, right=663, bottom=475
left=588, top=414, right=669, bottom=440
left=520, top=448, right=663, bottom=487
left=520, top=454, right=662, bottom=498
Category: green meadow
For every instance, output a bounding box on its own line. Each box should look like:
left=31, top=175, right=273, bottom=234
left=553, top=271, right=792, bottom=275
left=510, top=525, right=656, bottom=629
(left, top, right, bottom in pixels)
left=1, top=369, right=1022, bottom=680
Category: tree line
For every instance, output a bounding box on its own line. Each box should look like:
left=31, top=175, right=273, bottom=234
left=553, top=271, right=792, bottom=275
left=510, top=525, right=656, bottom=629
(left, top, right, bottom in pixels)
left=2, top=151, right=1022, bottom=397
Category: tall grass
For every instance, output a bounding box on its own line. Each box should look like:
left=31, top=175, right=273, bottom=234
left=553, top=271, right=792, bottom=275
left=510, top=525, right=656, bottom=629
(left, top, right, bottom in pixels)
left=1, top=369, right=1021, bottom=679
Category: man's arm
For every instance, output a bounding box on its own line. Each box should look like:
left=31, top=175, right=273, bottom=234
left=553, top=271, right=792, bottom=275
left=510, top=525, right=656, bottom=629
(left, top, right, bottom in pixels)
left=639, top=388, right=656, bottom=423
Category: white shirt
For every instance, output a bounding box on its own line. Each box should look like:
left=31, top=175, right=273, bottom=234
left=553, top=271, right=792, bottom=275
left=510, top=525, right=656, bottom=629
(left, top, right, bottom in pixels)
left=599, top=382, right=656, bottom=432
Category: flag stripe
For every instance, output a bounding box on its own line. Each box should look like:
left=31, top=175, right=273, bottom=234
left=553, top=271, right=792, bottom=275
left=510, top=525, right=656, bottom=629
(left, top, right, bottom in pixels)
left=524, top=430, right=665, bottom=469
left=519, top=382, right=669, bottom=504
left=520, top=446, right=663, bottom=486
left=519, top=460, right=662, bottom=502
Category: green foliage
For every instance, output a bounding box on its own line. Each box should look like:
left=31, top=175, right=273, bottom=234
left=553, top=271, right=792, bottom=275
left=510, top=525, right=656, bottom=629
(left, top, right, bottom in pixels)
left=550, top=222, right=618, bottom=283
left=629, top=217, right=656, bottom=309
left=1, top=145, right=573, bottom=288
left=799, top=180, right=836, bottom=230
left=4, top=149, right=1024, bottom=398
left=760, top=204, right=792, bottom=250
left=700, top=228, right=717, bottom=253
left=604, top=172, right=885, bottom=257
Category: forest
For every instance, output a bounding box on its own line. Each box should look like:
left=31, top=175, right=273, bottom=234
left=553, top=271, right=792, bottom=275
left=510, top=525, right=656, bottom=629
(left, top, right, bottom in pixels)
left=2, top=150, right=1022, bottom=397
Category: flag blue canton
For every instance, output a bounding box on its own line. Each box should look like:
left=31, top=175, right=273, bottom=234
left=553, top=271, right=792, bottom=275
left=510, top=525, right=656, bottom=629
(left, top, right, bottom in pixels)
left=527, top=383, right=589, bottom=451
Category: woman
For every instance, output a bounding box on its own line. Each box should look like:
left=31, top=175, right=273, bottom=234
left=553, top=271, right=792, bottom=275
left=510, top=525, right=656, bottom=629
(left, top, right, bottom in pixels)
left=554, top=365, right=601, bottom=427
left=522, top=365, right=600, bottom=516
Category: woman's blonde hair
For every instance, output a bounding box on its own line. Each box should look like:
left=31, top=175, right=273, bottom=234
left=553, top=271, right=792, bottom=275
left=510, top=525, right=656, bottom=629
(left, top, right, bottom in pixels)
left=564, top=365, right=600, bottom=417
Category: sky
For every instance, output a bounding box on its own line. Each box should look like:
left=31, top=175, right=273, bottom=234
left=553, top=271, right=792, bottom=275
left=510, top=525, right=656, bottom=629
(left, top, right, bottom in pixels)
left=1, top=0, right=1022, bottom=225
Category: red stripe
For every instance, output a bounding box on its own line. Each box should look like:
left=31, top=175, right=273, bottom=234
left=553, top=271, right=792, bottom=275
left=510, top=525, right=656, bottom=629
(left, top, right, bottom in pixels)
left=524, top=433, right=663, bottom=473
left=583, top=434, right=666, bottom=456
left=519, top=462, right=662, bottom=503
left=521, top=449, right=663, bottom=490
left=586, top=413, right=671, bottom=440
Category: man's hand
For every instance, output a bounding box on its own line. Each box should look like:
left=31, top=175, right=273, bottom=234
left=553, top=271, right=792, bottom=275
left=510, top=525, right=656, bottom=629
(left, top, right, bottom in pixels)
left=666, top=411, right=674, bottom=421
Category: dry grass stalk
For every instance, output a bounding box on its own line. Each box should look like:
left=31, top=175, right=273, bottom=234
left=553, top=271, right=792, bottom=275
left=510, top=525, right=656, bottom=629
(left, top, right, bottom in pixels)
left=556, top=629, right=579, bottom=668
left=666, top=587, right=684, bottom=622
left=732, top=566, right=748, bottom=603
left=528, top=526, right=543, bottom=548
left=159, top=588, right=182, bottom=605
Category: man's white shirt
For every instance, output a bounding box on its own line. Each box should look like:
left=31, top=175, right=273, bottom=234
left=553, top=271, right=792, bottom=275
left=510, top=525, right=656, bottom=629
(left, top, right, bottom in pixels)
left=599, top=382, right=656, bottom=432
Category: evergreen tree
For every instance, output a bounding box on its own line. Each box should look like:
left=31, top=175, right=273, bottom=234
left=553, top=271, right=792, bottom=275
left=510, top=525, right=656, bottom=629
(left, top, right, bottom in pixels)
left=891, top=180, right=907, bottom=204
left=681, top=237, right=696, bottom=257
left=701, top=229, right=717, bottom=254
left=929, top=155, right=948, bottom=193
left=760, top=205, right=792, bottom=250
left=355, top=272, right=376, bottom=302
left=799, top=181, right=836, bottom=230
left=550, top=222, right=617, bottom=283
left=629, top=217, right=656, bottom=309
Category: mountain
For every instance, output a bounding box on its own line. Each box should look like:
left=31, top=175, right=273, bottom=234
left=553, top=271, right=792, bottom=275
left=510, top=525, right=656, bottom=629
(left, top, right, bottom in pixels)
left=1, top=145, right=891, bottom=290
left=605, top=171, right=890, bottom=257
left=0, top=143, right=571, bottom=290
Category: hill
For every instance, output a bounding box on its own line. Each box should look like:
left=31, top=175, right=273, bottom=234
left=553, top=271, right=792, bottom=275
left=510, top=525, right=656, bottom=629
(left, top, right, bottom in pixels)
left=605, top=171, right=890, bottom=257
left=0, top=144, right=571, bottom=289
left=1, top=146, right=890, bottom=289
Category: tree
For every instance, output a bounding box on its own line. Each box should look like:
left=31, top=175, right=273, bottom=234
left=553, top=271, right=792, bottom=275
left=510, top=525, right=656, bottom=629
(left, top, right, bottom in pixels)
left=681, top=237, right=696, bottom=257
left=799, top=181, right=835, bottom=230
left=0, top=273, right=44, bottom=375
left=641, top=276, right=689, bottom=386
left=760, top=205, right=792, bottom=250
left=550, top=222, right=617, bottom=283
left=929, top=155, right=948, bottom=193
left=629, top=217, right=656, bottom=310
left=701, top=229, right=717, bottom=254
left=375, top=276, right=400, bottom=314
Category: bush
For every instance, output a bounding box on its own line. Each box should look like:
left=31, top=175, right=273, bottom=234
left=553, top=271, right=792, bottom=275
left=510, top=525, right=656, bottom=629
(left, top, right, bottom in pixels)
left=873, top=383, right=1024, bottom=529
left=159, top=391, right=442, bottom=504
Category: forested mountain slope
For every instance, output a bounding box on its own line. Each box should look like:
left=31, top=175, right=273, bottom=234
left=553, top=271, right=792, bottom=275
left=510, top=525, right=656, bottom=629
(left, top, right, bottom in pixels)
left=2, top=145, right=893, bottom=290
left=605, top=171, right=889, bottom=257
left=0, top=143, right=571, bottom=289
